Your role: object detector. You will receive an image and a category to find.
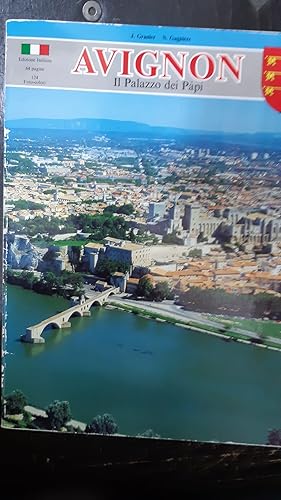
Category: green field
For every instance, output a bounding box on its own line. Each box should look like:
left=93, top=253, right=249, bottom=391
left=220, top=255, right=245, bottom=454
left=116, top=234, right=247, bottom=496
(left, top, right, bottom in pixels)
left=33, top=239, right=92, bottom=248
left=209, top=315, right=281, bottom=339
left=51, top=239, right=88, bottom=247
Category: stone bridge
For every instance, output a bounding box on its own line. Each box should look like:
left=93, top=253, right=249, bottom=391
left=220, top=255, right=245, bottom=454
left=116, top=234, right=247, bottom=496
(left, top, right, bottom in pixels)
left=22, top=287, right=119, bottom=344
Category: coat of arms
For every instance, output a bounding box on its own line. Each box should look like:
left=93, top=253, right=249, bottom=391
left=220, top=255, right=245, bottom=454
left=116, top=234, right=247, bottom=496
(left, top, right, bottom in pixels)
left=263, top=48, right=281, bottom=112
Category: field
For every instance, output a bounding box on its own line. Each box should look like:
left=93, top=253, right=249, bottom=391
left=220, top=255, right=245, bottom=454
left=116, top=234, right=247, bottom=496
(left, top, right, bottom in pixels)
left=34, top=239, right=91, bottom=248
left=210, top=315, right=281, bottom=340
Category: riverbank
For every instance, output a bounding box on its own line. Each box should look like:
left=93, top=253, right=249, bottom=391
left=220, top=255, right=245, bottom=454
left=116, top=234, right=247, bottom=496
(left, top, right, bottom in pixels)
left=6, top=284, right=281, bottom=443
left=6, top=269, right=84, bottom=299
left=106, top=297, right=281, bottom=353
left=25, top=405, right=87, bottom=431
left=2, top=405, right=87, bottom=432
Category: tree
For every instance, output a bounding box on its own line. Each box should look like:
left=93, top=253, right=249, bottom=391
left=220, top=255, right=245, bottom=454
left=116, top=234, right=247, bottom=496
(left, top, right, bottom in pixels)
left=85, top=414, right=118, bottom=435
left=70, top=213, right=129, bottom=240
left=33, top=271, right=60, bottom=295
left=177, top=286, right=281, bottom=320
left=103, top=205, right=116, bottom=215
left=95, top=258, right=130, bottom=280
left=46, top=400, right=72, bottom=430
left=68, top=246, right=81, bottom=271
left=188, top=248, right=202, bottom=258
left=52, top=175, right=65, bottom=185
left=129, top=228, right=136, bottom=242
left=267, top=429, right=281, bottom=446
left=152, top=281, right=174, bottom=302
left=6, top=390, right=27, bottom=415
left=136, top=276, right=154, bottom=299
left=162, top=232, right=182, bottom=245
left=10, top=200, right=45, bottom=211
left=21, top=271, right=38, bottom=289
left=60, top=271, right=85, bottom=296
left=103, top=204, right=134, bottom=216
left=117, top=203, right=134, bottom=215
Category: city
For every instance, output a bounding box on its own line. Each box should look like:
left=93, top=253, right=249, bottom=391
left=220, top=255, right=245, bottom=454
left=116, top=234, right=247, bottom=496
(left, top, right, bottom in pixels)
left=5, top=124, right=281, bottom=316
left=3, top=92, right=281, bottom=442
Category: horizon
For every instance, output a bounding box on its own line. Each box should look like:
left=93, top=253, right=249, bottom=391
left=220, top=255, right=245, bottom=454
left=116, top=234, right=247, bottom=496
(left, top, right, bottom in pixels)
left=5, top=87, right=281, bottom=135
left=6, top=116, right=281, bottom=136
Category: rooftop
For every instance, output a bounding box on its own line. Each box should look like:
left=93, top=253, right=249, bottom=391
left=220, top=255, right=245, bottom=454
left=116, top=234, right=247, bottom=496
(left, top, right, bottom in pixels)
left=215, top=269, right=241, bottom=275
left=103, top=236, right=146, bottom=251
left=85, top=242, right=103, bottom=249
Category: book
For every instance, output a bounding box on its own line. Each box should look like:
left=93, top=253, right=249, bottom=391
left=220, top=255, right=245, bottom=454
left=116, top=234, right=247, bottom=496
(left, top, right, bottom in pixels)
left=3, top=19, right=281, bottom=446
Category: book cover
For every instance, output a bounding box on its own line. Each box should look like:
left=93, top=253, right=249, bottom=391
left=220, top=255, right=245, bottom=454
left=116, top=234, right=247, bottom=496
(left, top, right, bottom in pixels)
left=3, top=20, right=281, bottom=445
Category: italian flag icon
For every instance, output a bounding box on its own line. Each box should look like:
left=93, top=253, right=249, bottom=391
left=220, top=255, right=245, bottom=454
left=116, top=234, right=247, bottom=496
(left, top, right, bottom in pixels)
left=21, top=43, right=50, bottom=56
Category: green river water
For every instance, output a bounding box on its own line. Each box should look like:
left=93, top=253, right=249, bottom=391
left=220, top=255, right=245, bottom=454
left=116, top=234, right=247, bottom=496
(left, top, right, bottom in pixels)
left=4, top=285, right=281, bottom=443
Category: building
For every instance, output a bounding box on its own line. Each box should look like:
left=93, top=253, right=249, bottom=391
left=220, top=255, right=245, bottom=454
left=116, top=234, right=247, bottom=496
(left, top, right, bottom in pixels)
left=83, top=242, right=104, bottom=273
left=40, top=165, right=71, bottom=176
left=103, top=237, right=151, bottom=269
left=109, top=271, right=129, bottom=292
left=183, top=204, right=222, bottom=239
left=83, top=238, right=151, bottom=274
left=229, top=213, right=281, bottom=246
left=148, top=201, right=166, bottom=220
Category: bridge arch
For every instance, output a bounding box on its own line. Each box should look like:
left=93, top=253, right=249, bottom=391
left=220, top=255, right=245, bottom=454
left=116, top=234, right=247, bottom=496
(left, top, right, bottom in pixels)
left=65, top=310, right=83, bottom=322
left=23, top=287, right=119, bottom=343
left=41, top=321, right=61, bottom=334
left=90, top=300, right=103, bottom=307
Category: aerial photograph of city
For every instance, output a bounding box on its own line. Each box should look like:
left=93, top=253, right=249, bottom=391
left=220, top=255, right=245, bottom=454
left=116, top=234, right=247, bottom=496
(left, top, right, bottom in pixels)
left=2, top=86, right=281, bottom=445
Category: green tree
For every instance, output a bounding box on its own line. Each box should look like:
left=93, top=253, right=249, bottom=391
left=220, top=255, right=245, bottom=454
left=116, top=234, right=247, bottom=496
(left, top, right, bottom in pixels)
left=136, top=276, right=154, bottom=299
left=129, top=228, right=136, bottom=242
left=152, top=281, right=174, bottom=302
left=21, top=271, right=38, bottom=289
left=10, top=200, right=45, bottom=211
left=177, top=286, right=281, bottom=320
left=95, top=258, right=130, bottom=279
left=103, top=203, right=135, bottom=215
left=188, top=248, right=202, bottom=258
left=68, top=246, right=81, bottom=271
left=34, top=271, right=60, bottom=295
left=46, top=400, right=72, bottom=430
left=52, top=176, right=65, bottom=185
left=162, top=232, right=182, bottom=245
left=85, top=414, right=118, bottom=435
left=60, top=271, right=85, bottom=296
left=6, top=390, right=27, bottom=415
left=70, top=213, right=129, bottom=240
left=103, top=205, right=116, bottom=215
left=117, top=203, right=134, bottom=215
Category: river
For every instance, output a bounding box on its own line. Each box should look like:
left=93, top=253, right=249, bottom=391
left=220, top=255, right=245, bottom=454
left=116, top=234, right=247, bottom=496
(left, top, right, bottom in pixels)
left=4, top=285, right=281, bottom=444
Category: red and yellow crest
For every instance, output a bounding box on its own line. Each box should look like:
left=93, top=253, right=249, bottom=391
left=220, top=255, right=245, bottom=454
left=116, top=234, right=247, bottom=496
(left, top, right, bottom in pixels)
left=263, top=48, right=281, bottom=112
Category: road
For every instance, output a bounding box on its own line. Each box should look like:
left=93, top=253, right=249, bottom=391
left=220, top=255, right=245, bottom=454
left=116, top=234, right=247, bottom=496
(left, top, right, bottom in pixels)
left=106, top=295, right=281, bottom=348
left=85, top=291, right=281, bottom=348
left=106, top=295, right=231, bottom=329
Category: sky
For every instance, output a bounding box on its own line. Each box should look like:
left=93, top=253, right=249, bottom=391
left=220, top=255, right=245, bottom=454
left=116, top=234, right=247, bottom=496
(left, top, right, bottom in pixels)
left=5, top=86, right=281, bottom=134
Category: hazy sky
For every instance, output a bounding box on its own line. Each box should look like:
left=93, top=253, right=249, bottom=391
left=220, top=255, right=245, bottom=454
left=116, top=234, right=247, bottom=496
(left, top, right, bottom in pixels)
left=5, top=86, right=281, bottom=134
